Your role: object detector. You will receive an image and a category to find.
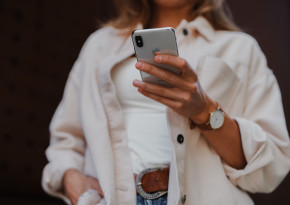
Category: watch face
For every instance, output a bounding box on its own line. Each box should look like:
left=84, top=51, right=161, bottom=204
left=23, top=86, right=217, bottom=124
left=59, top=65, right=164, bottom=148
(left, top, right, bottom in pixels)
left=209, top=110, right=225, bottom=129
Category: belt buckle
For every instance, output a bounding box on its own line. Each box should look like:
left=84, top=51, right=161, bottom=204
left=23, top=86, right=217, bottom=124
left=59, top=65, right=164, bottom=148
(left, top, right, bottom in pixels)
left=136, top=167, right=168, bottom=200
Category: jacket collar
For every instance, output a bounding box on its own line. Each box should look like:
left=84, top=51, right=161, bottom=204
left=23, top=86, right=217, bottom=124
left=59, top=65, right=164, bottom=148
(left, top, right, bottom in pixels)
left=114, top=16, right=215, bottom=61
left=132, top=16, right=215, bottom=42
left=176, top=16, right=215, bottom=42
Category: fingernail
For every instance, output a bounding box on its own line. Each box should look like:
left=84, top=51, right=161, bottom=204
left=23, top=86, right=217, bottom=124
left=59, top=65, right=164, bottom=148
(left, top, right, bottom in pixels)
left=135, top=62, right=144, bottom=69
left=133, top=79, right=142, bottom=86
left=155, top=55, right=161, bottom=62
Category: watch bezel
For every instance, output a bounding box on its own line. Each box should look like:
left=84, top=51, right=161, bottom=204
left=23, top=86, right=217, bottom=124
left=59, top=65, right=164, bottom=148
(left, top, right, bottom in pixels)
left=209, top=109, right=225, bottom=129
left=193, top=104, right=225, bottom=130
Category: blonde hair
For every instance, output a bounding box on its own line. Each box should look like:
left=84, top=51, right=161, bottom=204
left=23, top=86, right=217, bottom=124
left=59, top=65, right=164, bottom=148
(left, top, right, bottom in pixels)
left=105, top=0, right=240, bottom=32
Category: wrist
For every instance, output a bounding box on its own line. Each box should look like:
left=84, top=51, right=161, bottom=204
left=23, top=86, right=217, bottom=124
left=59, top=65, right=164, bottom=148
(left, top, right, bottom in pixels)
left=190, top=99, right=217, bottom=125
left=63, top=169, right=83, bottom=188
left=64, top=169, right=81, bottom=178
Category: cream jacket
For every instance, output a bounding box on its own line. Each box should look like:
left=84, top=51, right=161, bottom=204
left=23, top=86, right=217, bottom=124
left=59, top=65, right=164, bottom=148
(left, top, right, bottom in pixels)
left=42, top=17, right=290, bottom=205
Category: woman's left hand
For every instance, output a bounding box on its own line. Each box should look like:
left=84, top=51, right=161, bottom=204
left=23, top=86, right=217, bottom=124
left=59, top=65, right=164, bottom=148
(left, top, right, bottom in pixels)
left=133, top=54, right=214, bottom=124
left=133, top=54, right=247, bottom=169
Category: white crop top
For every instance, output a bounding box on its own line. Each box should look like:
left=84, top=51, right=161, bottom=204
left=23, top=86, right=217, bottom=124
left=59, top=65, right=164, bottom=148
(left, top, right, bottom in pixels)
left=111, top=57, right=172, bottom=174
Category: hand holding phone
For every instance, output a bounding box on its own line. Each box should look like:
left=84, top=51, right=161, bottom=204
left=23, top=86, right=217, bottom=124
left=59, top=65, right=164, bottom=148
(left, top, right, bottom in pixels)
left=132, top=30, right=213, bottom=125
left=131, top=27, right=179, bottom=87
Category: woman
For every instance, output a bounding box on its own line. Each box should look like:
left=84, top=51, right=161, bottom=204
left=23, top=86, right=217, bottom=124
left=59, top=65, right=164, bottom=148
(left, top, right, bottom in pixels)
left=42, top=0, right=290, bottom=204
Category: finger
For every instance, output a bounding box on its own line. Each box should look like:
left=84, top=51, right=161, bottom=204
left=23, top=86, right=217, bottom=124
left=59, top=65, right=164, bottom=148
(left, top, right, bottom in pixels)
left=92, top=185, right=104, bottom=197
left=155, top=55, right=197, bottom=79
left=138, top=88, right=183, bottom=111
left=133, top=79, right=192, bottom=102
left=135, top=62, right=194, bottom=90
left=85, top=177, right=104, bottom=197
left=93, top=185, right=104, bottom=197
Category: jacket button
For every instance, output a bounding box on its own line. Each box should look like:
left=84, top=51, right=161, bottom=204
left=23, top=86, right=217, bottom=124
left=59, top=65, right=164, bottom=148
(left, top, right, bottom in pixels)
left=177, top=134, right=184, bottom=144
left=181, top=194, right=186, bottom=204
left=183, top=29, right=188, bottom=36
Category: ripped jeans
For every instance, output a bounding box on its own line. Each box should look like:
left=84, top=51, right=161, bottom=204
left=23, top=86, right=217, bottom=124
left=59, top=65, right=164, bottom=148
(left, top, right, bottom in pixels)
left=136, top=194, right=168, bottom=205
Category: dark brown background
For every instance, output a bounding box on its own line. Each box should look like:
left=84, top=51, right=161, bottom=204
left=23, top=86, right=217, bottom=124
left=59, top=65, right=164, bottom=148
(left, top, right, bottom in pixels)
left=0, top=0, right=289, bottom=204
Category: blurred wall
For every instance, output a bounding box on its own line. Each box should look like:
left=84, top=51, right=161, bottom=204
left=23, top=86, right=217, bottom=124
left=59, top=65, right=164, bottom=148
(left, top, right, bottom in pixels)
left=0, top=0, right=111, bottom=204
left=0, top=0, right=289, bottom=204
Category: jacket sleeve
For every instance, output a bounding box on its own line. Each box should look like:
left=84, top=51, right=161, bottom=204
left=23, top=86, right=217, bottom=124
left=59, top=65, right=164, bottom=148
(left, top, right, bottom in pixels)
left=41, top=58, right=86, bottom=203
left=223, top=39, right=290, bottom=193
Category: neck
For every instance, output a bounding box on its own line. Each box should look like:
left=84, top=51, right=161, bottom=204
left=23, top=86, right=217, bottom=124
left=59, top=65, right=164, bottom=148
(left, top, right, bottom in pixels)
left=149, top=4, right=193, bottom=28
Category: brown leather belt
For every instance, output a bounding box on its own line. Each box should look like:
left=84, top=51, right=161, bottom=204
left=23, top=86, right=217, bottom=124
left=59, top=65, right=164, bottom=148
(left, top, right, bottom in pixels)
left=135, top=167, right=169, bottom=199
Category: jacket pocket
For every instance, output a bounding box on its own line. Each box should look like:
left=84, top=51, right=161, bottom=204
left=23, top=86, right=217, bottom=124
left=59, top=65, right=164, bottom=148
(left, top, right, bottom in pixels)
left=196, top=56, right=245, bottom=112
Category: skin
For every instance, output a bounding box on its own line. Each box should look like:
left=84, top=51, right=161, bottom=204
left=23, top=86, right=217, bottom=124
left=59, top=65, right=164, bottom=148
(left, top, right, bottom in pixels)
left=63, top=169, right=104, bottom=205
left=63, top=0, right=246, bottom=203
left=149, top=0, right=195, bottom=28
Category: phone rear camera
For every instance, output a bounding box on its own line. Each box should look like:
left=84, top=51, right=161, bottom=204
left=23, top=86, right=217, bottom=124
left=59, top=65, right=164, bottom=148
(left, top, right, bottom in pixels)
left=135, top=36, right=143, bottom=47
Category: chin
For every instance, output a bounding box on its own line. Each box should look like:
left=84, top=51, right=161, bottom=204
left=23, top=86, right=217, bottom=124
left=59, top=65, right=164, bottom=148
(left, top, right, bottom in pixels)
left=153, top=0, right=192, bottom=8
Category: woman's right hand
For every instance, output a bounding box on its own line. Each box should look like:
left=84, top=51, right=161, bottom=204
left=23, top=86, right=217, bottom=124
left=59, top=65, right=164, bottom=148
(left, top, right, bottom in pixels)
left=63, top=169, right=104, bottom=205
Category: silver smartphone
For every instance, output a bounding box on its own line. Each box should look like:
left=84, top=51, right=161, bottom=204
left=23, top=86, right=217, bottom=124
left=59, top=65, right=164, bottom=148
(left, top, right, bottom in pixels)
left=131, top=27, right=179, bottom=87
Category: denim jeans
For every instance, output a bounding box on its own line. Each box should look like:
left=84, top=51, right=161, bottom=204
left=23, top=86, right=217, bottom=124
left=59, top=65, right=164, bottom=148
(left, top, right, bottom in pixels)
left=136, top=194, right=168, bottom=205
